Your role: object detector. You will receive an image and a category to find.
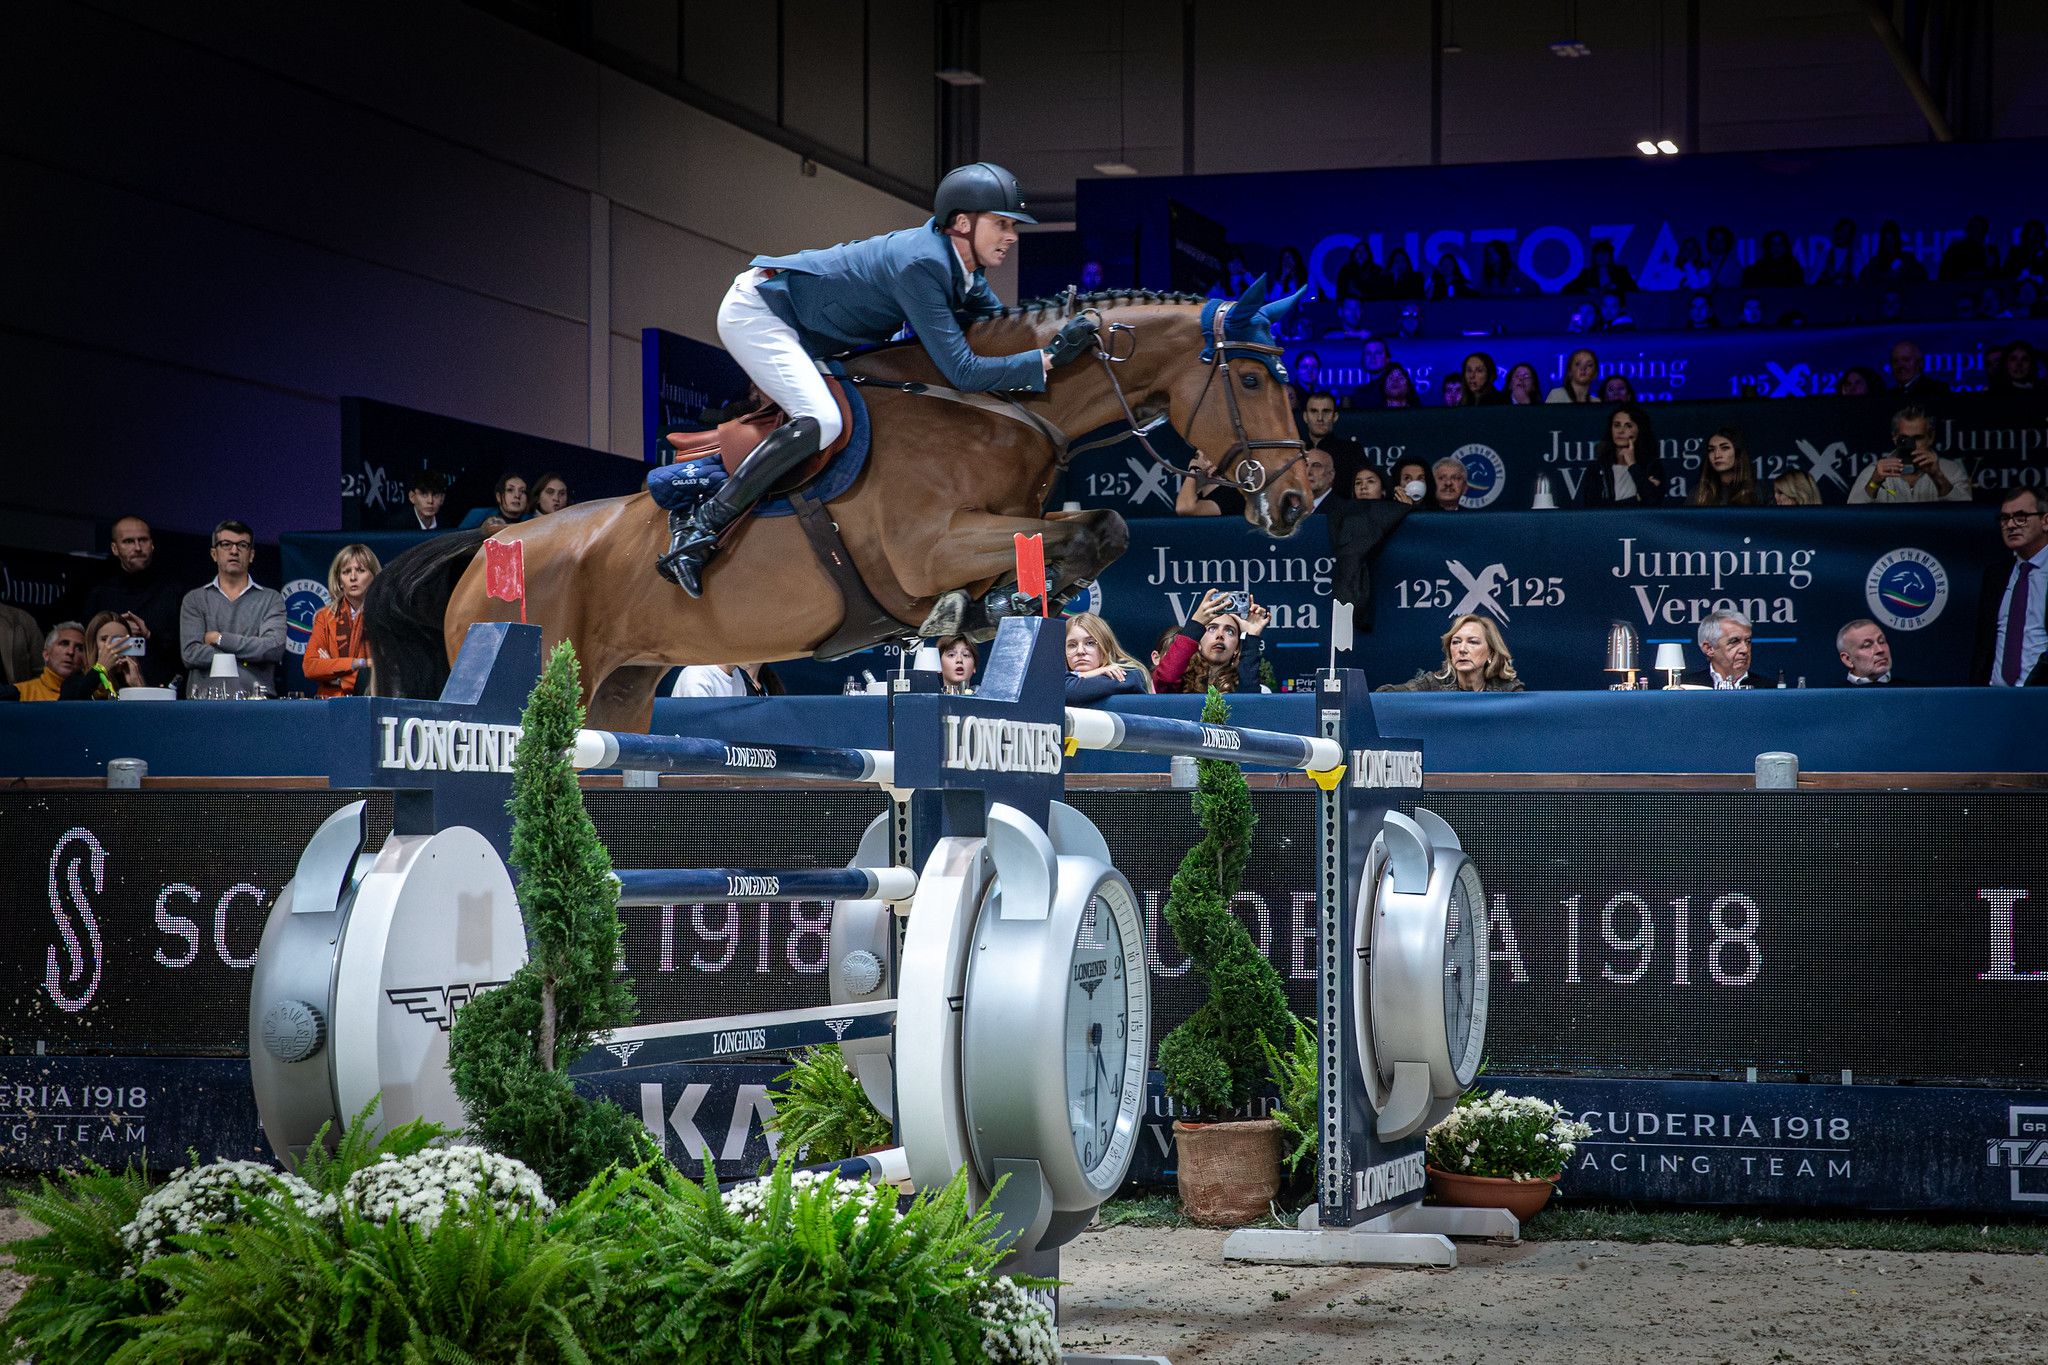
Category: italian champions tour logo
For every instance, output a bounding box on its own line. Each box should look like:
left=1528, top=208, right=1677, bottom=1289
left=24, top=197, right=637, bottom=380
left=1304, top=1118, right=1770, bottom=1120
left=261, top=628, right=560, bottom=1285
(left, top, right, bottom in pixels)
left=1863, top=549, right=1948, bottom=632
left=283, top=580, right=330, bottom=657
left=1454, top=443, right=1508, bottom=509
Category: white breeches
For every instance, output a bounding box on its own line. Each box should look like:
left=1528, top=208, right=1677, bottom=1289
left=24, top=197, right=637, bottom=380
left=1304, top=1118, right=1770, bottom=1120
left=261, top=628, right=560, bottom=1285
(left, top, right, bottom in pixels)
left=715, top=268, right=845, bottom=450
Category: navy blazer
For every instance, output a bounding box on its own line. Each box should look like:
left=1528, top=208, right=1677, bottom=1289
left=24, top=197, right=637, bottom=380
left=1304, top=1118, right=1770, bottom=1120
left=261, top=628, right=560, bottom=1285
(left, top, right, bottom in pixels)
left=752, top=222, right=1046, bottom=394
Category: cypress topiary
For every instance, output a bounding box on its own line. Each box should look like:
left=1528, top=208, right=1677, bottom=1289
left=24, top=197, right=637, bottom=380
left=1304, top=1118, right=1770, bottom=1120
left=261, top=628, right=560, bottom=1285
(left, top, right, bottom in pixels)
left=448, top=640, right=652, bottom=1196
left=1155, top=688, right=1296, bottom=1119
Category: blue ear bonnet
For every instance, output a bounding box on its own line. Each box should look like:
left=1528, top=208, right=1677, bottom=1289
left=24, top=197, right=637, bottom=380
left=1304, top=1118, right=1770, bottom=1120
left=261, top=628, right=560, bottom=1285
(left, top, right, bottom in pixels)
left=1197, top=274, right=1303, bottom=384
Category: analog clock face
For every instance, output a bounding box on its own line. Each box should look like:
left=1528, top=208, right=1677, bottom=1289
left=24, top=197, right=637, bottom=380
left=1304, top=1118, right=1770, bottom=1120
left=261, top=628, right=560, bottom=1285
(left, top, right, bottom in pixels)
left=1064, top=889, right=1133, bottom=1182
left=1443, top=859, right=1488, bottom=1085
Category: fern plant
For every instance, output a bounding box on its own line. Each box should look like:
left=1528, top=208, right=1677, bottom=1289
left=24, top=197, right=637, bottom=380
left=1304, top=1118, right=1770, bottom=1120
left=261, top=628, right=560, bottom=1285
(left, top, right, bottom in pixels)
left=763, top=1045, right=892, bottom=1169
left=1262, top=1014, right=1320, bottom=1178
left=1154, top=689, right=1296, bottom=1119
left=0, top=1161, right=161, bottom=1365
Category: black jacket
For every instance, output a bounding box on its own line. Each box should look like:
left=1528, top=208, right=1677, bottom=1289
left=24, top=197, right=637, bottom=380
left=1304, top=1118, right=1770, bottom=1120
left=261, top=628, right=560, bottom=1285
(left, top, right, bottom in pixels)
left=1972, top=559, right=2048, bottom=687
left=1325, top=500, right=1414, bottom=631
left=1679, top=668, right=1772, bottom=690
left=1580, top=454, right=1671, bottom=507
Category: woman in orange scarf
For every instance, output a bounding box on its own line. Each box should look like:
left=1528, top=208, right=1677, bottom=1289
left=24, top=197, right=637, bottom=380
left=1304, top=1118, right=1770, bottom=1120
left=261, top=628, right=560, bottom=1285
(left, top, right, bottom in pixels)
left=305, top=544, right=380, bottom=697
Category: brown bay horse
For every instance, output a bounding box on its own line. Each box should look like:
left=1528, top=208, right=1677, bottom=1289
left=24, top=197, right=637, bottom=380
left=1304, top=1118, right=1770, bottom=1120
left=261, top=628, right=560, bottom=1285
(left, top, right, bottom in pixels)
left=366, top=282, right=1314, bottom=732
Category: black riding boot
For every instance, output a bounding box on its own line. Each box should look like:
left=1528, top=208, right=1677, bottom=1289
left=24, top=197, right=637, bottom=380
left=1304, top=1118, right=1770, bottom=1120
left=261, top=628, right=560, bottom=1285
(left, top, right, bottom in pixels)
left=657, top=417, right=823, bottom=596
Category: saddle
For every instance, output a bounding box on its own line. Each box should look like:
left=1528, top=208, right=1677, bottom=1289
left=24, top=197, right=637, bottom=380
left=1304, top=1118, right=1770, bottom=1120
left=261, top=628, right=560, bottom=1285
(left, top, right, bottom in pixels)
left=664, top=381, right=858, bottom=497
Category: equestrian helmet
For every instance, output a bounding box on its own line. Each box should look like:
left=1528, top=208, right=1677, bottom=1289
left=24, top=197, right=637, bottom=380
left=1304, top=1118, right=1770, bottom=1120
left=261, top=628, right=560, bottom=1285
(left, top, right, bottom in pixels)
left=933, top=162, right=1036, bottom=228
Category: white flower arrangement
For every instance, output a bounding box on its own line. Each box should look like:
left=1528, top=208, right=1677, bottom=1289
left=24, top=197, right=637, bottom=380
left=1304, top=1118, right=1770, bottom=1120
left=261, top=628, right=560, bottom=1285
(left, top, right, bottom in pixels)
left=1425, top=1091, right=1593, bottom=1182
left=120, top=1159, right=335, bottom=1261
left=343, top=1146, right=554, bottom=1232
left=720, top=1168, right=888, bottom=1224
left=967, top=1272, right=1060, bottom=1365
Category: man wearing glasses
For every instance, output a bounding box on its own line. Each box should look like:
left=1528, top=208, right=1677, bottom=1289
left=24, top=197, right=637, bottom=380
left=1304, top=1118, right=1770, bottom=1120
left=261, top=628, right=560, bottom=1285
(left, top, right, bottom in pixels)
left=1973, top=489, right=2048, bottom=687
left=179, top=520, right=286, bottom=696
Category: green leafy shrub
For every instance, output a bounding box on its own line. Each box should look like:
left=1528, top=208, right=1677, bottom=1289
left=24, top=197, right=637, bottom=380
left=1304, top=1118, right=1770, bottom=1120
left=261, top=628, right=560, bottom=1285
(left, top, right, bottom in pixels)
left=1261, top=1014, right=1320, bottom=1178
left=1154, top=689, right=1295, bottom=1119
left=1425, top=1090, right=1593, bottom=1183
left=450, top=638, right=653, bottom=1197
left=610, top=1158, right=1053, bottom=1363
left=1, top=1161, right=161, bottom=1365
left=763, top=1045, right=893, bottom=1169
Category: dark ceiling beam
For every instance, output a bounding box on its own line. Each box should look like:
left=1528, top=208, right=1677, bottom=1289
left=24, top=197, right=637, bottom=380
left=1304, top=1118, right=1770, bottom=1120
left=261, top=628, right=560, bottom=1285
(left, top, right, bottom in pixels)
left=1862, top=0, right=1954, bottom=140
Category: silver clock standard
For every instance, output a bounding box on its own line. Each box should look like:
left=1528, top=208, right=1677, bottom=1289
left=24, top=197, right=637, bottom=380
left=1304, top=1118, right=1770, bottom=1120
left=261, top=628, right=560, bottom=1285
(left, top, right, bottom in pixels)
left=1067, top=891, right=1132, bottom=1178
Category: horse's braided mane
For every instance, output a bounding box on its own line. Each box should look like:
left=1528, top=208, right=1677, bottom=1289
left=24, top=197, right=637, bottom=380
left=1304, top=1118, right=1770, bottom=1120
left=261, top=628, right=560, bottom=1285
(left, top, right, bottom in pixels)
left=993, top=287, right=1209, bottom=319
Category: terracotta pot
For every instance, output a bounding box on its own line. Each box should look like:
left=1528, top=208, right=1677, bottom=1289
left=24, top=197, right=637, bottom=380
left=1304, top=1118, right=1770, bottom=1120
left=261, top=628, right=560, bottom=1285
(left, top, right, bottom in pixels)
left=1426, top=1166, right=1557, bottom=1220
left=1173, top=1119, right=1282, bottom=1227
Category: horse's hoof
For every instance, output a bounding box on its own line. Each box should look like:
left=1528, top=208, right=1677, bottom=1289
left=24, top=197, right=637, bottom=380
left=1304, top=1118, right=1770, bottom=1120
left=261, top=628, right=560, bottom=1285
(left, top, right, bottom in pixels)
left=918, top=590, right=968, bottom=638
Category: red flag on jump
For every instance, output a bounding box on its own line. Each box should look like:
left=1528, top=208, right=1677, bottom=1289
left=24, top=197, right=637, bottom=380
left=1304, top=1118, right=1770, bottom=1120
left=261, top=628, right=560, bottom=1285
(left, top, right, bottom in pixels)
left=1013, top=533, right=1048, bottom=616
left=484, top=538, right=527, bottom=623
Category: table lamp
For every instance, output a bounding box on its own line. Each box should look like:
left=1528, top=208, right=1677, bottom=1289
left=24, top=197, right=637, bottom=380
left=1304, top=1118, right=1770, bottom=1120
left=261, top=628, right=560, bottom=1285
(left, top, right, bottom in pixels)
left=1653, top=641, right=1687, bottom=690
left=1603, top=621, right=1640, bottom=689
left=1532, top=474, right=1558, bottom=510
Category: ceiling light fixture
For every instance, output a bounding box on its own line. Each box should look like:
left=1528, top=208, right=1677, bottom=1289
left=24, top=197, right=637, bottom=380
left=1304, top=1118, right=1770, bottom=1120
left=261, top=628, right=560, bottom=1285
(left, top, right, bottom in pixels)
left=1092, top=162, right=1138, bottom=176
left=1636, top=140, right=1660, bottom=156
left=1657, top=138, right=1680, bottom=155
left=1549, top=39, right=1591, bottom=57
left=935, top=68, right=985, bottom=86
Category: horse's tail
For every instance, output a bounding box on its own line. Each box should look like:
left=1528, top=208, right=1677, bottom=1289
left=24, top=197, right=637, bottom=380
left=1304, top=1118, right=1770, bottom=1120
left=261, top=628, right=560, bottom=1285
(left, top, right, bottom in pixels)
left=365, top=528, right=489, bottom=698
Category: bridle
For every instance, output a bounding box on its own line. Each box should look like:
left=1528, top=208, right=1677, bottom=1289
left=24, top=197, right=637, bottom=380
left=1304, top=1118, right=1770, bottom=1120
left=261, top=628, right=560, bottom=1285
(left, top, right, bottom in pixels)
left=1081, top=301, right=1308, bottom=500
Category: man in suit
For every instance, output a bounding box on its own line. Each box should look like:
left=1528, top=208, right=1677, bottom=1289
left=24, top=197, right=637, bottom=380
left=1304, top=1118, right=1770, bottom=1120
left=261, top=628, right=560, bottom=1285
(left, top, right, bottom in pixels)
left=1836, top=619, right=1908, bottom=686
left=1680, top=609, right=1768, bottom=689
left=387, top=471, right=448, bottom=532
left=1972, top=488, right=2048, bottom=687
left=653, top=162, right=1099, bottom=596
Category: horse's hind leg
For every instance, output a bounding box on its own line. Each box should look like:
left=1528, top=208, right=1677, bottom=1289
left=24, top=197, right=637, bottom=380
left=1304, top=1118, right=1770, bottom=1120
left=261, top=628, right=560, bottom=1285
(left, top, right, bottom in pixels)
left=919, top=509, right=1130, bottom=639
left=586, top=664, right=668, bottom=734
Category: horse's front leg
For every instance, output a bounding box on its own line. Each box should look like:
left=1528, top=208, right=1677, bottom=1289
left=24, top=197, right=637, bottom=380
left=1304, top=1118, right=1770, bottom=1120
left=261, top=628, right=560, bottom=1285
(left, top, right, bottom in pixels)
left=914, top=510, right=1129, bottom=640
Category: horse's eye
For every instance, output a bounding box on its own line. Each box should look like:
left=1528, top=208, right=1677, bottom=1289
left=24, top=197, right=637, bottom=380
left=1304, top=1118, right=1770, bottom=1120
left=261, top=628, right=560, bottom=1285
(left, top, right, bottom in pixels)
left=1239, top=370, right=1261, bottom=390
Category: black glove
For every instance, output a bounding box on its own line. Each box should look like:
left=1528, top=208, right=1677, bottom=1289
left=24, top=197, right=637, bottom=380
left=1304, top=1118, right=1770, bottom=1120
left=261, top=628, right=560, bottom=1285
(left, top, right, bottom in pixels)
left=1044, top=315, right=1099, bottom=368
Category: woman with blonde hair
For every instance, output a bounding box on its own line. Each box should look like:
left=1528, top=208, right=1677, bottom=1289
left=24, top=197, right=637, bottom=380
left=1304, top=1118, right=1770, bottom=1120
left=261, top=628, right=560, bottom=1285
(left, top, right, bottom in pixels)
left=1064, top=612, right=1152, bottom=704
left=305, top=543, right=381, bottom=697
left=1772, top=471, right=1822, bottom=506
left=1377, top=613, right=1524, bottom=693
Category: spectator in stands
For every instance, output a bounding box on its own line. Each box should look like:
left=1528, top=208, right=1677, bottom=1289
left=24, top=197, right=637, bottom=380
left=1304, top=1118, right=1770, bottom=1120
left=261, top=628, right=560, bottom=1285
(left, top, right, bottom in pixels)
left=1835, top=366, right=1885, bottom=396
left=1334, top=241, right=1383, bottom=303
left=1974, top=488, right=2048, bottom=687
left=1359, top=337, right=1393, bottom=391
left=1939, top=216, right=1998, bottom=281
left=1352, top=467, right=1386, bottom=500
left=1888, top=340, right=1950, bottom=397
left=1672, top=238, right=1713, bottom=291
left=1209, top=253, right=1256, bottom=300
left=1742, top=230, right=1806, bottom=288
left=1983, top=342, right=2007, bottom=385
left=1980, top=284, right=2013, bottom=320
left=1849, top=406, right=1971, bottom=504
left=1991, top=340, right=2042, bottom=396
left=1773, top=471, right=1822, bottom=506
left=1860, top=221, right=1928, bottom=286
left=1459, top=352, right=1507, bottom=406
left=531, top=472, right=572, bottom=515
left=1302, top=447, right=1339, bottom=514
left=1300, top=391, right=1363, bottom=483
left=1477, top=241, right=1534, bottom=296
left=1062, top=612, right=1152, bottom=702
left=1376, top=614, right=1522, bottom=693
left=1568, top=239, right=1635, bottom=295
left=1424, top=250, right=1471, bottom=302
left=179, top=519, right=286, bottom=696
left=1503, top=362, right=1541, bottom=405
left=1546, top=349, right=1599, bottom=403
left=1325, top=481, right=1412, bottom=633
left=1174, top=451, right=1246, bottom=519
left=13, top=622, right=90, bottom=701
left=1383, top=248, right=1422, bottom=300
left=303, top=544, right=379, bottom=698
left=1153, top=591, right=1266, bottom=694
left=1836, top=619, right=1904, bottom=686
left=1736, top=297, right=1766, bottom=328
left=1566, top=303, right=1598, bottom=334
left=1681, top=609, right=1765, bottom=689
left=936, top=634, right=977, bottom=694
left=1396, top=303, right=1424, bottom=339
left=1599, top=373, right=1637, bottom=403
left=2016, top=279, right=2045, bottom=319
left=1702, top=226, right=1745, bottom=290
left=1324, top=298, right=1370, bottom=340
left=479, top=515, right=509, bottom=535
left=1584, top=403, right=1667, bottom=506
left=1686, top=294, right=1720, bottom=329
left=459, top=473, right=531, bottom=529
left=82, top=514, right=184, bottom=687
left=1440, top=374, right=1466, bottom=407
left=74, top=611, right=147, bottom=698
left=0, top=600, right=39, bottom=685
left=670, top=661, right=768, bottom=697
left=390, top=470, right=448, bottom=531
left=1391, top=458, right=1431, bottom=507
left=1275, top=246, right=1309, bottom=298
left=1079, top=260, right=1106, bottom=291
left=1810, top=218, right=1859, bottom=286
left=1292, top=350, right=1323, bottom=400
left=1688, top=429, right=1762, bottom=507
left=1596, top=290, right=1635, bottom=331
left=1380, top=364, right=1419, bottom=409
left=2003, top=220, right=2047, bottom=282
left=1429, top=457, right=1468, bottom=512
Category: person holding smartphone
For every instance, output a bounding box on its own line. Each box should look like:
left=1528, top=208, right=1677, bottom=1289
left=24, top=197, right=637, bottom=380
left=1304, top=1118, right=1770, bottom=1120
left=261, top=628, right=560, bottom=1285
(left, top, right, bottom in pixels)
left=59, top=611, right=149, bottom=698
left=1151, top=588, right=1271, bottom=694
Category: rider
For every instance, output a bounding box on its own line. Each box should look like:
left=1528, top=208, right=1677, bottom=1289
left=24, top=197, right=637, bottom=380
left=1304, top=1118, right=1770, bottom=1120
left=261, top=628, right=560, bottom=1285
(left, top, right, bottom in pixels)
left=653, top=161, right=1100, bottom=595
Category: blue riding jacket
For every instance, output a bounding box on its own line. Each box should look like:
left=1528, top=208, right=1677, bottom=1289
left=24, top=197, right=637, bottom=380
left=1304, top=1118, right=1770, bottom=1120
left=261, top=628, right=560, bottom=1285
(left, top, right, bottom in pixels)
left=750, top=221, right=1046, bottom=394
